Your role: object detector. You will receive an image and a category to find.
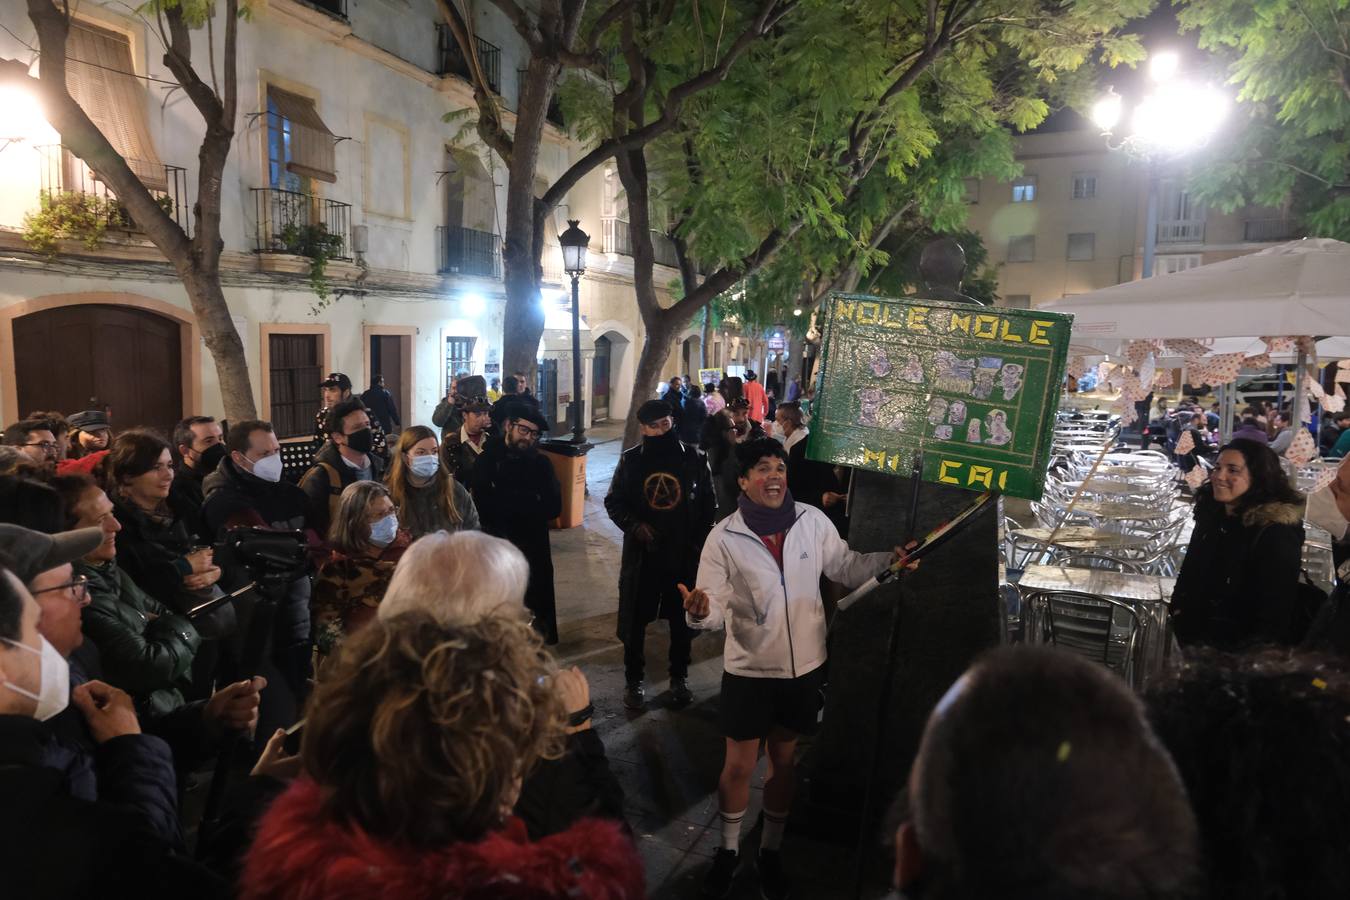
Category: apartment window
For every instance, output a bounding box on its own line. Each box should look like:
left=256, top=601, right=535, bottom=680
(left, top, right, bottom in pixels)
left=1072, top=173, right=1098, bottom=199
left=446, top=336, right=477, bottom=386
left=1011, top=176, right=1037, bottom=203
left=66, top=21, right=166, bottom=190
left=1008, top=235, right=1035, bottom=262
left=268, top=334, right=323, bottom=439
left=1067, top=232, right=1096, bottom=261
left=267, top=86, right=336, bottom=190
left=962, top=178, right=980, bottom=204
left=1003, top=294, right=1031, bottom=309
left=1156, top=254, right=1202, bottom=276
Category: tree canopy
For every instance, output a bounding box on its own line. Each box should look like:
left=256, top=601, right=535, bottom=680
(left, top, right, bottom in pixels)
left=1178, top=0, right=1350, bottom=239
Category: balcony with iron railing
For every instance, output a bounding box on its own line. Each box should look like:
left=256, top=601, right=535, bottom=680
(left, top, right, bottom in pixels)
left=1156, top=220, right=1205, bottom=243
left=251, top=187, right=352, bottom=260
left=37, top=145, right=190, bottom=236
left=437, top=225, right=501, bottom=278
left=515, top=68, right=565, bottom=128
left=1243, top=218, right=1295, bottom=242
left=437, top=25, right=501, bottom=93
left=601, top=216, right=683, bottom=268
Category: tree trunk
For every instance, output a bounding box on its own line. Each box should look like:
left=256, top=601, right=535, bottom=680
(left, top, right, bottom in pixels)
left=183, top=270, right=255, bottom=423
left=700, top=305, right=712, bottom=368
left=622, top=316, right=679, bottom=448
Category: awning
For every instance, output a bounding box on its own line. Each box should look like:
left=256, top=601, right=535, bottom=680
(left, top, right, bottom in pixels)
left=268, top=86, right=337, bottom=184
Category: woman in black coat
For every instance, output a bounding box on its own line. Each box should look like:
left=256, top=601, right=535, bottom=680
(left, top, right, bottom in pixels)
left=1172, top=438, right=1306, bottom=649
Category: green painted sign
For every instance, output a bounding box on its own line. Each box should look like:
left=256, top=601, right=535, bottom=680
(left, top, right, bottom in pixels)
left=806, top=292, right=1074, bottom=500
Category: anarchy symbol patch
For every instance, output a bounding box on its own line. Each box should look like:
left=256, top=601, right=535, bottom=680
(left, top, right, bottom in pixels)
left=643, top=472, right=682, bottom=511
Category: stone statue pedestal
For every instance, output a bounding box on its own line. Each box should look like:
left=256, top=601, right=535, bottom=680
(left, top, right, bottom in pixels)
left=799, top=469, right=999, bottom=836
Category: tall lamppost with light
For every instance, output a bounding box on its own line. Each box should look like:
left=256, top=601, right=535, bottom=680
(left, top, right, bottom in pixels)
left=558, top=219, right=590, bottom=443
left=1089, top=51, right=1228, bottom=278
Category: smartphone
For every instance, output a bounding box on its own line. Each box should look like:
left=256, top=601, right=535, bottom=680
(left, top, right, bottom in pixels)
left=282, top=718, right=305, bottom=755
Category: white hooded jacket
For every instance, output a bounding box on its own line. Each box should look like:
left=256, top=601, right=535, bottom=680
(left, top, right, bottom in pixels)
left=688, top=503, right=891, bottom=678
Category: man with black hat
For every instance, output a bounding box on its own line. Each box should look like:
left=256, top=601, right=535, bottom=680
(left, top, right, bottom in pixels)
left=441, top=394, right=493, bottom=479
left=67, top=410, right=112, bottom=459
left=469, top=402, right=563, bottom=644
left=314, top=372, right=388, bottom=458
left=605, top=400, right=715, bottom=709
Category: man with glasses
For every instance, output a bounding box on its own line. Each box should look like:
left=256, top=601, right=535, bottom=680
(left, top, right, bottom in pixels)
left=3, top=418, right=59, bottom=476
left=470, top=403, right=563, bottom=644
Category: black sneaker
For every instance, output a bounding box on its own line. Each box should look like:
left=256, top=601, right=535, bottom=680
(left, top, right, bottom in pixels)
left=758, top=848, right=790, bottom=900
left=623, top=681, right=645, bottom=710
left=702, top=847, right=740, bottom=898
left=670, top=676, right=694, bottom=707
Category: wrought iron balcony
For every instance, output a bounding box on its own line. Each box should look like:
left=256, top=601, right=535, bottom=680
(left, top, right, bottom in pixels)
left=37, top=144, right=190, bottom=236
left=1243, top=218, right=1295, bottom=242
left=1156, top=219, right=1205, bottom=243
left=601, top=216, right=682, bottom=268
left=438, top=225, right=501, bottom=278
left=437, top=26, right=501, bottom=93
left=251, top=187, right=352, bottom=260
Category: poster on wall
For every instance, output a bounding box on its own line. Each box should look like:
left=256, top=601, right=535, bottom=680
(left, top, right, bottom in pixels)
left=697, top=367, right=723, bottom=386
left=807, top=293, right=1073, bottom=500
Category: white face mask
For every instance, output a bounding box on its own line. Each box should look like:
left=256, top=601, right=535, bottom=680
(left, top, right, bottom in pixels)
left=369, top=513, right=399, bottom=548
left=2, top=635, right=70, bottom=721
left=409, top=455, right=440, bottom=479
left=248, top=452, right=284, bottom=483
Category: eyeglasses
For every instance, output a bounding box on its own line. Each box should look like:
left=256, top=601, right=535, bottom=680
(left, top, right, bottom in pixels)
left=24, top=441, right=58, bottom=453
left=512, top=423, right=541, bottom=440
left=33, top=575, right=90, bottom=606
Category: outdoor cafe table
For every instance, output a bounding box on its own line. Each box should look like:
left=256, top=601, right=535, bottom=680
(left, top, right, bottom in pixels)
left=1058, top=479, right=1156, bottom=497
left=1057, top=500, right=1172, bottom=521
left=1018, top=564, right=1177, bottom=685
left=1009, top=525, right=1154, bottom=553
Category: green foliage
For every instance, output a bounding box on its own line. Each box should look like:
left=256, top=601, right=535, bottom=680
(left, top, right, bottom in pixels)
left=1177, top=0, right=1350, bottom=239
left=280, top=223, right=346, bottom=310
left=22, top=191, right=112, bottom=257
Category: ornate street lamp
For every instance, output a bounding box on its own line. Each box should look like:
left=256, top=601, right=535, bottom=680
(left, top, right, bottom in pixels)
left=558, top=219, right=590, bottom=443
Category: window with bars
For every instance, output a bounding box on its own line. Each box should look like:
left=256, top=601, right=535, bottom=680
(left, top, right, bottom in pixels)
left=268, top=334, right=322, bottom=439
left=446, top=336, right=477, bottom=387
left=1011, top=175, right=1037, bottom=203
left=1008, top=235, right=1035, bottom=262
left=1067, top=232, right=1096, bottom=261
left=1072, top=173, right=1098, bottom=199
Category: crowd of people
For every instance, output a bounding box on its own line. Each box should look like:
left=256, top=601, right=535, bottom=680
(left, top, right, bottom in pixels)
left=1, top=366, right=1348, bottom=900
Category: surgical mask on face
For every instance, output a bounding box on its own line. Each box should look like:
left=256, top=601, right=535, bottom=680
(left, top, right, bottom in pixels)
left=248, top=452, right=283, bottom=483
left=369, top=513, right=399, bottom=547
left=346, top=428, right=374, bottom=455
left=2, top=635, right=70, bottom=721
left=409, top=455, right=440, bottom=479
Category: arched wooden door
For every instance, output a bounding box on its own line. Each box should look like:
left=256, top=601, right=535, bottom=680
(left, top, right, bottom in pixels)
left=14, top=304, right=183, bottom=436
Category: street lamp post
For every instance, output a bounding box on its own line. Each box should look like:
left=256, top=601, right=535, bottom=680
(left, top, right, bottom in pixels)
left=559, top=219, right=590, bottom=444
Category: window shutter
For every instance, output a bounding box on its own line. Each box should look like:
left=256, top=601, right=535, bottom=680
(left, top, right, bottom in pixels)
left=66, top=21, right=167, bottom=191
left=268, top=86, right=337, bottom=184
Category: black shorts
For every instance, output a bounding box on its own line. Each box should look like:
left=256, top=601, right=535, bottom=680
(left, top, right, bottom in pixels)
left=719, top=666, right=827, bottom=742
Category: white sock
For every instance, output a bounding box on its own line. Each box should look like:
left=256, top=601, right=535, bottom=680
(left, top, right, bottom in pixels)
left=761, top=807, right=789, bottom=851
left=719, top=808, right=746, bottom=852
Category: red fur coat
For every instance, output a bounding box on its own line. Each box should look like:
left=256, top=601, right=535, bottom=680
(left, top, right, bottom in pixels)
left=241, top=778, right=645, bottom=900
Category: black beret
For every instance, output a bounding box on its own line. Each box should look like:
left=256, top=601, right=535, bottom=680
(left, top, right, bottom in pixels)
left=637, top=400, right=674, bottom=424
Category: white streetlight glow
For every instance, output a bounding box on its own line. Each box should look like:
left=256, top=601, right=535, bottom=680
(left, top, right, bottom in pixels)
left=1129, top=80, right=1229, bottom=153
left=461, top=292, right=486, bottom=317
left=1091, top=89, right=1123, bottom=133
left=0, top=84, right=52, bottom=144
left=792, top=308, right=803, bottom=317
left=1148, top=51, right=1180, bottom=83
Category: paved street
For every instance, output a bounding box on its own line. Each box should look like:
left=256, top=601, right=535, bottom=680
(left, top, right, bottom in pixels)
left=549, top=424, right=892, bottom=899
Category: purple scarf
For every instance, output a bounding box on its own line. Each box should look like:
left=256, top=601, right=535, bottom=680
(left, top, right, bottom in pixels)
left=737, top=491, right=797, bottom=536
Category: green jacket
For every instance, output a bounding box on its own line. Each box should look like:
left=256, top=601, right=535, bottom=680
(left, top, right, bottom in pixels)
left=76, top=559, right=202, bottom=719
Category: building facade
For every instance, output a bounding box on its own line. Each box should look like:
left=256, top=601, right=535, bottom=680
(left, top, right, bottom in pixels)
left=0, top=0, right=734, bottom=439
left=963, top=125, right=1297, bottom=309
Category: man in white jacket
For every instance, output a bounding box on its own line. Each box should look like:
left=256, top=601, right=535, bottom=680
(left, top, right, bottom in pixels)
left=680, top=437, right=902, bottom=900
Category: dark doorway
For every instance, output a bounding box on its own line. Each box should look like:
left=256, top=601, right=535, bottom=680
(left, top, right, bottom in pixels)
left=369, top=334, right=407, bottom=427
left=592, top=335, right=611, bottom=421
left=14, top=304, right=183, bottom=436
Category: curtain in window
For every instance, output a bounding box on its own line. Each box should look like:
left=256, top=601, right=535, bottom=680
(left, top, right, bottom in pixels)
left=268, top=86, right=337, bottom=184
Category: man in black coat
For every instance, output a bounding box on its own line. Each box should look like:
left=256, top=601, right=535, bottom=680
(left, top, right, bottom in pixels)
left=604, top=400, right=716, bottom=709
left=470, top=402, right=563, bottom=644
left=489, top=375, right=545, bottom=434
left=359, top=374, right=402, bottom=435
left=299, top=398, right=388, bottom=539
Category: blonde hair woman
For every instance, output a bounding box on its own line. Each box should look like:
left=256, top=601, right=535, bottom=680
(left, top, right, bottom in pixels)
left=386, top=425, right=480, bottom=539
left=311, top=480, right=408, bottom=660
left=241, top=614, right=644, bottom=900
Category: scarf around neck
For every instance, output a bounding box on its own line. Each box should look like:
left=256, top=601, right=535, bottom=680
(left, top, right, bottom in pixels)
left=737, top=491, right=797, bottom=536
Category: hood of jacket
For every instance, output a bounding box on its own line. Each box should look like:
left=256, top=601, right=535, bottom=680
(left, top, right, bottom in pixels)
left=1240, top=499, right=1305, bottom=529
left=240, top=779, right=644, bottom=900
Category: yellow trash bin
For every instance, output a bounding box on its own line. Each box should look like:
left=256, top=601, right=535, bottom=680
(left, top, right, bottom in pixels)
left=540, top=439, right=591, bottom=529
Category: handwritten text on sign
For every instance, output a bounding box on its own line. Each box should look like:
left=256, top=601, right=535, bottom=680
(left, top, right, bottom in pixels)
left=806, top=293, right=1073, bottom=500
